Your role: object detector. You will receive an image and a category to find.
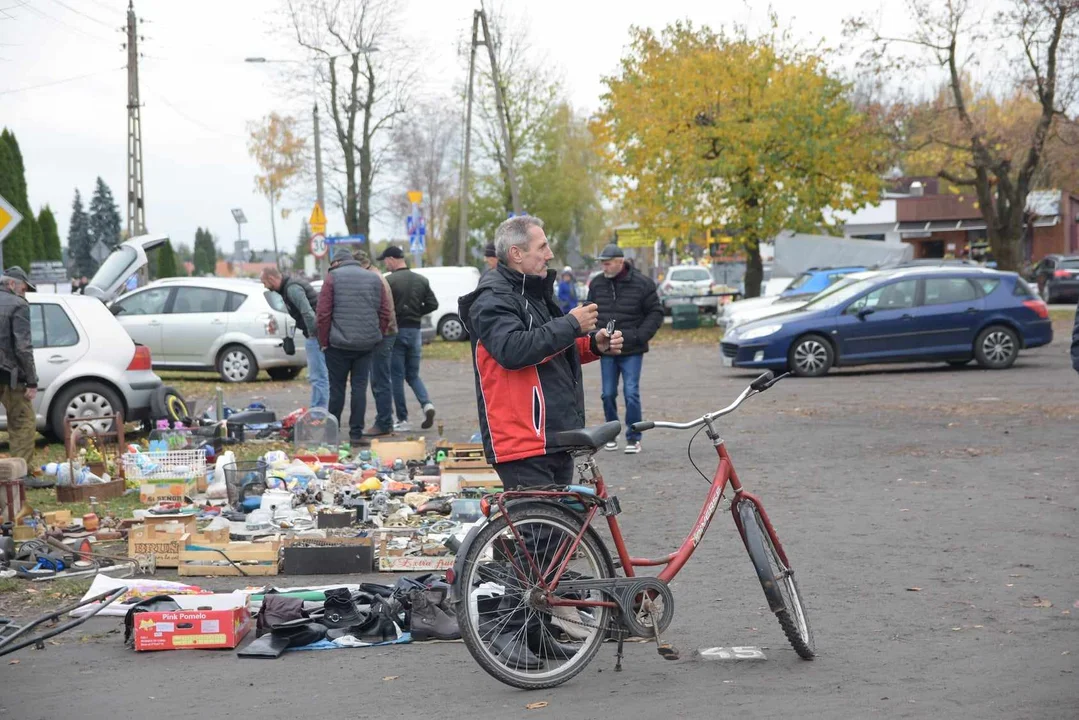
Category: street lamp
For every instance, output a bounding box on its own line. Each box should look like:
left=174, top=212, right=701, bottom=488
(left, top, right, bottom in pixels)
left=231, top=208, right=247, bottom=265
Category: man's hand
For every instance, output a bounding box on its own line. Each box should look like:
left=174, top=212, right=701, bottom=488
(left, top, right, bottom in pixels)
left=596, top=329, right=623, bottom=355
left=568, top=302, right=598, bottom=333
left=23, top=387, right=36, bottom=401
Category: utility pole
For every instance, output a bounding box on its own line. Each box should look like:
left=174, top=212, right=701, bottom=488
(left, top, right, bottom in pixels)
left=313, top=101, right=328, bottom=277
left=457, top=6, right=520, bottom=266
left=125, top=1, right=147, bottom=237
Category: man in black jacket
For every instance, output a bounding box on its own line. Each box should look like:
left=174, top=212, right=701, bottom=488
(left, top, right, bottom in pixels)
left=0, top=267, right=38, bottom=468
left=587, top=244, right=664, bottom=454
left=261, top=267, right=328, bottom=408
left=378, top=245, right=439, bottom=430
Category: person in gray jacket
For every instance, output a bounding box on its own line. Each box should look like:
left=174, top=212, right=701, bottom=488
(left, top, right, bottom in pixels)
left=316, top=247, right=394, bottom=448
left=0, top=267, right=38, bottom=468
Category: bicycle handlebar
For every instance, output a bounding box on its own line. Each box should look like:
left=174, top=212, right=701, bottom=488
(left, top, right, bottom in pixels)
left=629, top=371, right=789, bottom=433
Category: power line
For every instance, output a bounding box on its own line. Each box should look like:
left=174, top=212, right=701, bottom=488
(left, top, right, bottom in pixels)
left=0, top=65, right=123, bottom=95
left=50, top=0, right=117, bottom=29
left=146, top=88, right=246, bottom=140
left=21, top=0, right=117, bottom=44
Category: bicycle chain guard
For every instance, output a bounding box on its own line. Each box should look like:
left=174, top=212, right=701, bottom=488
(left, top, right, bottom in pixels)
left=552, top=576, right=674, bottom=638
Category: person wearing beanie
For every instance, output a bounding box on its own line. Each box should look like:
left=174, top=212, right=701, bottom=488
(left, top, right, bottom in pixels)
left=483, top=243, right=498, bottom=275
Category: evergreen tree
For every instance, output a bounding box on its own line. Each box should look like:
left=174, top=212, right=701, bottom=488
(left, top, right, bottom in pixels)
left=68, top=190, right=93, bottom=276
left=155, top=240, right=181, bottom=278
left=0, top=129, right=37, bottom=271
left=37, top=206, right=62, bottom=261
left=88, top=177, right=122, bottom=251
left=192, top=227, right=217, bottom=275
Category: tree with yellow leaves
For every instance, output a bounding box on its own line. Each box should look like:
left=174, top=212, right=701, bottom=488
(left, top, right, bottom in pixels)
left=595, top=21, right=887, bottom=297
left=247, top=113, right=306, bottom=270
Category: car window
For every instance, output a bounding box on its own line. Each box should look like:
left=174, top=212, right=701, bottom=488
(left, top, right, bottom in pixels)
left=1013, top=278, right=1038, bottom=298
left=787, top=272, right=813, bottom=291
left=1059, top=258, right=1079, bottom=269
left=923, top=278, right=978, bottom=306
left=845, top=279, right=917, bottom=314
left=669, top=268, right=711, bottom=282
left=226, top=292, right=248, bottom=312
left=976, top=279, right=1001, bottom=295
left=30, top=304, right=80, bottom=348
left=264, top=290, right=286, bottom=313
left=113, top=287, right=171, bottom=316
left=170, top=287, right=229, bottom=314
left=88, top=245, right=137, bottom=292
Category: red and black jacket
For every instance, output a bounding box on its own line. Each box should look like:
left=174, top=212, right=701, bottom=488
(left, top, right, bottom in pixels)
left=459, top=264, right=601, bottom=465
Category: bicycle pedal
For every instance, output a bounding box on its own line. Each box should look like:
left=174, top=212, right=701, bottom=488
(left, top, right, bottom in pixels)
left=657, top=643, right=679, bottom=661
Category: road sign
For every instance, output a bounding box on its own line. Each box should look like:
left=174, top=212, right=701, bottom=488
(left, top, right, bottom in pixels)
left=407, top=190, right=423, bottom=205
left=309, top=202, right=327, bottom=236
left=309, top=233, right=327, bottom=259
left=0, top=192, right=24, bottom=247
left=90, top=240, right=112, bottom=264
left=407, top=214, right=426, bottom=254
left=325, top=234, right=366, bottom=246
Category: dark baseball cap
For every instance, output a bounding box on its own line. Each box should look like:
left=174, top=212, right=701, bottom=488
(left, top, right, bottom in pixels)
left=597, top=243, right=624, bottom=260
left=4, top=266, right=36, bottom=292
left=484, top=243, right=497, bottom=258
left=376, top=245, right=405, bottom=260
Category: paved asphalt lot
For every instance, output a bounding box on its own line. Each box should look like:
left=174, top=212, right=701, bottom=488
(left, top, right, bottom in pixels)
left=1, top=325, right=1076, bottom=720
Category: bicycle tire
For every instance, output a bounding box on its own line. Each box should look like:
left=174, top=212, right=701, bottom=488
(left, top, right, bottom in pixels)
left=455, top=503, right=615, bottom=690
left=737, top=500, right=815, bottom=659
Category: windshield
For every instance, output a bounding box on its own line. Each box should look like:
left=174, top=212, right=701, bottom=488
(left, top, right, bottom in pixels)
left=802, top=276, right=878, bottom=310
left=88, top=246, right=137, bottom=292
left=1059, top=258, right=1079, bottom=269
left=786, top=272, right=813, bottom=291
left=669, top=268, right=711, bottom=282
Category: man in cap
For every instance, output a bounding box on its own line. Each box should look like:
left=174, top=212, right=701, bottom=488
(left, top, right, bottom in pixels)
left=260, top=265, right=328, bottom=408
left=482, top=243, right=498, bottom=275
left=587, top=243, right=663, bottom=454
left=377, top=245, right=439, bottom=432
left=316, top=247, right=394, bottom=449
left=353, top=249, right=398, bottom=437
left=0, top=267, right=38, bottom=468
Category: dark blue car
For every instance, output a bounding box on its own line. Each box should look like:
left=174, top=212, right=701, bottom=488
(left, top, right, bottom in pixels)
left=721, top=268, right=1053, bottom=376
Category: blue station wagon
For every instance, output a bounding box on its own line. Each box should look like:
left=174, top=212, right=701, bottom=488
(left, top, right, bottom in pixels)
left=720, top=268, right=1053, bottom=377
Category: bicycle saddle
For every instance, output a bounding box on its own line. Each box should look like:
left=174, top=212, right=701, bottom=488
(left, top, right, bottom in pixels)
left=551, top=421, right=621, bottom=451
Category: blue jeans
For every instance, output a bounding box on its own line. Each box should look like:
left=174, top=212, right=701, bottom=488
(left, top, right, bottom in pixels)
left=600, top=353, right=644, bottom=442
left=325, top=346, right=374, bottom=443
left=370, top=334, right=396, bottom=432
left=391, top=328, right=431, bottom=422
left=305, top=336, right=329, bottom=409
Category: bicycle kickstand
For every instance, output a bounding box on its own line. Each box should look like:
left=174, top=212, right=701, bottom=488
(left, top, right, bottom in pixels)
left=614, top=628, right=626, bottom=672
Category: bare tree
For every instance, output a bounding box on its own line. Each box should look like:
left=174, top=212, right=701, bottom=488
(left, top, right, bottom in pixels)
left=390, top=101, right=461, bottom=260
left=286, top=0, right=413, bottom=250
left=847, top=0, right=1079, bottom=271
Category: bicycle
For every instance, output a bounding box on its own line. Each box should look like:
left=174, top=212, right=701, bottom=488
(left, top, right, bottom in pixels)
left=450, top=370, right=815, bottom=689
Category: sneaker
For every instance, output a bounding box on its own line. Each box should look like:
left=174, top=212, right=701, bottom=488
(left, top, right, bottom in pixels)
left=393, top=420, right=412, bottom=432
left=604, top=441, right=618, bottom=452
left=549, top=605, right=599, bottom=641
left=624, top=441, right=641, bottom=454
left=421, top=403, right=436, bottom=430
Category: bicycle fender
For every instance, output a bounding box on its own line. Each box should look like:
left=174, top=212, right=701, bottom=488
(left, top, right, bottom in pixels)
left=449, top=519, right=489, bottom=603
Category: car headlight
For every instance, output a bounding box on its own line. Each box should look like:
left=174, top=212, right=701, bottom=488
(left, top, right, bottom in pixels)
left=739, top=324, right=782, bottom=340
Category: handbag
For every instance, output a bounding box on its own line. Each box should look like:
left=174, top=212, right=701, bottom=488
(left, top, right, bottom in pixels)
left=283, top=332, right=296, bottom=356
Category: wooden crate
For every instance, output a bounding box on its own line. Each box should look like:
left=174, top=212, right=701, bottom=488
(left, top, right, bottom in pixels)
left=178, top=538, right=281, bottom=577
left=56, top=478, right=126, bottom=503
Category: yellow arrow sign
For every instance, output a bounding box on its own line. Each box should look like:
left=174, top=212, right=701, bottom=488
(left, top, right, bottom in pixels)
left=406, top=190, right=423, bottom=205
left=309, top=202, right=327, bottom=235
left=0, top=192, right=23, bottom=245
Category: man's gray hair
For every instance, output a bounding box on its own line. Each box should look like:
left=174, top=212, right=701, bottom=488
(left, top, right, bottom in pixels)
left=494, top=215, right=544, bottom=264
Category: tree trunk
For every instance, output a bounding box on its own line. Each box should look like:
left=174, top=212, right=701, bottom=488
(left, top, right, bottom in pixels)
left=269, top=195, right=281, bottom=270
left=744, top=240, right=763, bottom=299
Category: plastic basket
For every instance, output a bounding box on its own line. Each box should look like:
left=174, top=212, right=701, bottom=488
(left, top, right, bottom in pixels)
left=224, top=460, right=268, bottom=509
left=293, top=407, right=339, bottom=452
left=122, top=449, right=206, bottom=482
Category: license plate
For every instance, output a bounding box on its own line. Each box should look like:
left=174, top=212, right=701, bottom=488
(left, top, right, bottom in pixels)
left=668, top=297, right=690, bottom=305
left=722, top=356, right=733, bottom=367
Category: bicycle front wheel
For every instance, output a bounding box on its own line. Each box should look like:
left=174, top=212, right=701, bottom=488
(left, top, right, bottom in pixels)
left=455, top=503, right=615, bottom=690
left=737, top=500, right=815, bottom=659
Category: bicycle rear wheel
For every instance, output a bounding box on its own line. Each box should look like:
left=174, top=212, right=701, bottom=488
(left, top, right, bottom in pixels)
left=737, top=500, right=815, bottom=659
left=455, top=503, right=615, bottom=690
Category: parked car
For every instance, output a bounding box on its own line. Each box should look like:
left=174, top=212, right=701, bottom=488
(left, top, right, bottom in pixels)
left=1030, top=254, right=1079, bottom=303
left=719, top=266, right=867, bottom=329
left=110, top=277, right=304, bottom=383
left=722, top=270, right=881, bottom=332
left=0, top=293, right=163, bottom=438
left=658, top=265, right=724, bottom=313
left=720, top=268, right=1052, bottom=377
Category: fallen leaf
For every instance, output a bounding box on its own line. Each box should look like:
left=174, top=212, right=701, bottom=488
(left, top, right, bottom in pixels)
left=1062, top=611, right=1070, bottom=615
left=526, top=701, right=549, bottom=710
left=382, top=676, right=398, bottom=681
left=973, top=625, right=983, bottom=628
left=952, top=627, right=962, bottom=631
left=8, top=659, right=19, bottom=665
left=906, top=587, right=922, bottom=592
left=1006, top=584, right=1014, bottom=587
left=1032, top=598, right=1053, bottom=608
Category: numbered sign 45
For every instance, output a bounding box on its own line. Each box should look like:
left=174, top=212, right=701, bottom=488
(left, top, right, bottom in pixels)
left=309, top=233, right=328, bottom=259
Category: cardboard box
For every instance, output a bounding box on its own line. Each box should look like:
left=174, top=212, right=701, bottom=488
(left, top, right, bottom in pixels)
left=133, top=604, right=252, bottom=651
left=178, top=538, right=280, bottom=577
left=439, top=469, right=501, bottom=493
left=44, top=509, right=73, bottom=526
left=370, top=437, right=427, bottom=463
left=139, top=479, right=197, bottom=504
left=142, top=513, right=197, bottom=532
left=377, top=554, right=455, bottom=572
left=128, top=522, right=189, bottom=567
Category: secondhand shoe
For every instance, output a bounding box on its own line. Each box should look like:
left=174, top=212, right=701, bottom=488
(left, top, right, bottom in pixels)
left=528, top=620, right=579, bottom=660
left=548, top=604, right=599, bottom=641
left=408, top=589, right=460, bottom=641
left=364, top=427, right=395, bottom=438
left=604, top=441, right=618, bottom=452
left=421, top=403, right=436, bottom=429
left=624, top=441, right=641, bottom=454
left=489, top=630, right=545, bottom=670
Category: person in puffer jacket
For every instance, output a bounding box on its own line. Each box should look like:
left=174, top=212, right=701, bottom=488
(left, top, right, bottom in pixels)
left=459, top=216, right=624, bottom=481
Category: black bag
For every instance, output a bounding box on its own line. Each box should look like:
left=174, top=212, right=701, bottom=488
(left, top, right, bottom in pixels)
left=282, top=335, right=296, bottom=356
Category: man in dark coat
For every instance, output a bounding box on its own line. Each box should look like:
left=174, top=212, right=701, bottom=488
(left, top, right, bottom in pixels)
left=0, top=267, right=38, bottom=468
left=587, top=244, right=664, bottom=454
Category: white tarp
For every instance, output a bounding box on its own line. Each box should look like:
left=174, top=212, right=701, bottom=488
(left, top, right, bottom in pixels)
left=771, top=232, right=913, bottom=278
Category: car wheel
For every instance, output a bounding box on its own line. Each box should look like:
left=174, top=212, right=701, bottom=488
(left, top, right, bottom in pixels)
left=1043, top=284, right=1054, bottom=303
left=788, top=334, right=834, bottom=377
left=437, top=314, right=467, bottom=342
left=49, top=382, right=124, bottom=439
left=267, top=367, right=302, bottom=381
left=217, top=345, right=259, bottom=383
left=974, top=325, right=1019, bottom=370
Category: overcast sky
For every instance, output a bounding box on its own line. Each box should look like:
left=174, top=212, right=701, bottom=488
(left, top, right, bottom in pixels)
left=3, top=0, right=925, bottom=257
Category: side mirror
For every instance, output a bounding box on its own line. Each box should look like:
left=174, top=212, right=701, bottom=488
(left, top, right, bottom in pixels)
left=856, top=307, right=875, bottom=320
left=109, top=305, right=122, bottom=316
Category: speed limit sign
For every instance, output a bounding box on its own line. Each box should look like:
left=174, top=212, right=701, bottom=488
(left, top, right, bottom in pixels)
left=309, top=233, right=327, bottom=259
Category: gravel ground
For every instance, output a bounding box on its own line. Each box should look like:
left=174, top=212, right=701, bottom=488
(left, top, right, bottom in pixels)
left=1, top=324, right=1075, bottom=720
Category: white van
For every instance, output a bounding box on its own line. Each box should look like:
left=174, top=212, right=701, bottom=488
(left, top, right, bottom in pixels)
left=412, top=266, right=481, bottom=341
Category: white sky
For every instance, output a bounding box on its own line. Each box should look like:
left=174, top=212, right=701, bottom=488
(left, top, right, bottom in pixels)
left=2, top=0, right=923, bottom=256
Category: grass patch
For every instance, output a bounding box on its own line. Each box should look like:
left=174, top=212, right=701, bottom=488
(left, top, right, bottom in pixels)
left=424, top=338, right=472, bottom=362
left=0, top=578, right=20, bottom=594
left=24, top=487, right=146, bottom=518
left=1049, top=308, right=1075, bottom=322
left=652, top=323, right=724, bottom=346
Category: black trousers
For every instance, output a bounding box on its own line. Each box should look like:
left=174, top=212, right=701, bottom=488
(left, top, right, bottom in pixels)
left=493, top=453, right=574, bottom=490
left=325, top=346, right=374, bottom=443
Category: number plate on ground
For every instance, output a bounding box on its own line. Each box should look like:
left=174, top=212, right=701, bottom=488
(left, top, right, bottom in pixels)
left=698, top=646, right=767, bottom=660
